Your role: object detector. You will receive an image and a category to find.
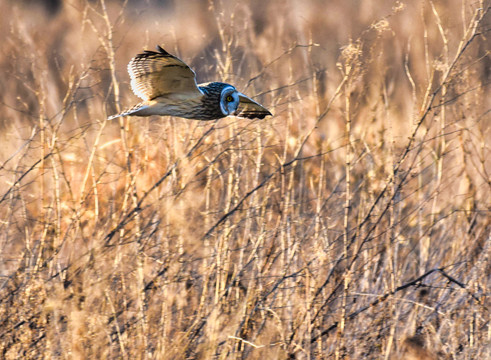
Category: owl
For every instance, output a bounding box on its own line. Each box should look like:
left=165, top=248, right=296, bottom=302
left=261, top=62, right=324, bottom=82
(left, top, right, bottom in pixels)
left=108, top=45, right=272, bottom=121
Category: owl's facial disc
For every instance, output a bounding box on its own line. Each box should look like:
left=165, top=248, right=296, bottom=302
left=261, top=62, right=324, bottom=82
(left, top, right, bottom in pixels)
left=220, top=86, right=240, bottom=116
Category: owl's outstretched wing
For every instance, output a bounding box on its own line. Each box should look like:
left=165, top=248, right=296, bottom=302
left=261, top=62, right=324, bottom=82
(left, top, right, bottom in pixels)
left=127, top=45, right=203, bottom=101
left=235, top=93, right=272, bottom=119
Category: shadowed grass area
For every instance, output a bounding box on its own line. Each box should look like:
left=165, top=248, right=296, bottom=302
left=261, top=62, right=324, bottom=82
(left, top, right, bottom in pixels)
left=0, top=0, right=489, bottom=359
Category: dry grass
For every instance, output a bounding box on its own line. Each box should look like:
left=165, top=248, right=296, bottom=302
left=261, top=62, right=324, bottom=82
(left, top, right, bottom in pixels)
left=0, top=0, right=490, bottom=359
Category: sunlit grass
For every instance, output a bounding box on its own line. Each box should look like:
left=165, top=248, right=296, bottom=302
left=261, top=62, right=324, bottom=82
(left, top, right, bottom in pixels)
left=0, top=0, right=489, bottom=359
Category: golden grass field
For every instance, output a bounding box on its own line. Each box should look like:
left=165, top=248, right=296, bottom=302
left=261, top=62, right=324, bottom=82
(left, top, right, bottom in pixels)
left=0, top=0, right=490, bottom=358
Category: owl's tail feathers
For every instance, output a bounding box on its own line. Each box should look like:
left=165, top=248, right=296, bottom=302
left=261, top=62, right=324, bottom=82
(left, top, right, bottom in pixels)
left=107, top=103, right=149, bottom=120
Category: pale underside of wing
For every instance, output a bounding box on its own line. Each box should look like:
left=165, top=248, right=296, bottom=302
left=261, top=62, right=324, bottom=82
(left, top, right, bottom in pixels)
left=127, top=45, right=203, bottom=101
left=235, top=93, right=272, bottom=119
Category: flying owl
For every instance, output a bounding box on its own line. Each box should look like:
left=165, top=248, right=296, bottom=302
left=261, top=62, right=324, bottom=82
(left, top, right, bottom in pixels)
left=108, top=45, right=272, bottom=121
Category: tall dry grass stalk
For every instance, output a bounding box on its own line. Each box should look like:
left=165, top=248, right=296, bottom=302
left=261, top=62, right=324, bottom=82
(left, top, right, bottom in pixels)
left=0, top=0, right=489, bottom=359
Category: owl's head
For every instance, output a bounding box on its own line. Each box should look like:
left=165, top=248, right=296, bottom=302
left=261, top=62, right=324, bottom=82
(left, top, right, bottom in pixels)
left=199, top=81, right=271, bottom=120
left=219, top=85, right=241, bottom=116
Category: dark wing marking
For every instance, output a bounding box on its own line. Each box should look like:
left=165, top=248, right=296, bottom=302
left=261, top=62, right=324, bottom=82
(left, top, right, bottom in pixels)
left=127, top=45, right=203, bottom=100
left=235, top=93, right=272, bottom=119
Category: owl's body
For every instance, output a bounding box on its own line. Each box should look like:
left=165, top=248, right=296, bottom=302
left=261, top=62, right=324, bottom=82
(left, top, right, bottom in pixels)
left=108, top=46, right=271, bottom=121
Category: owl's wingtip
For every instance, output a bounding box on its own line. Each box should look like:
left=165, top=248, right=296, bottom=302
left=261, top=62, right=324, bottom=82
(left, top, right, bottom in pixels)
left=156, top=45, right=171, bottom=56
left=236, top=110, right=273, bottom=120
left=258, top=111, right=273, bottom=119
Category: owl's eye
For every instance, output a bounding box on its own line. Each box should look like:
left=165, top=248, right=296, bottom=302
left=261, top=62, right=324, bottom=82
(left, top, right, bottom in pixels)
left=226, top=95, right=233, bottom=102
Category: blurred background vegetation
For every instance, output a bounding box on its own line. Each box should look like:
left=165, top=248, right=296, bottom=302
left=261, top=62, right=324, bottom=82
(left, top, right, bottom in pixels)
left=0, top=0, right=489, bottom=359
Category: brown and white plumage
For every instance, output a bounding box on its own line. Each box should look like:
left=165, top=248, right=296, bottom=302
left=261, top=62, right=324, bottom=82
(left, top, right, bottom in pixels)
left=108, top=45, right=271, bottom=121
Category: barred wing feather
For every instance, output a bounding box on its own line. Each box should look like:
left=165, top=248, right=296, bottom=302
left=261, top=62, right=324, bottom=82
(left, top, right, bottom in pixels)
left=128, top=45, right=203, bottom=100
left=235, top=93, right=272, bottom=119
